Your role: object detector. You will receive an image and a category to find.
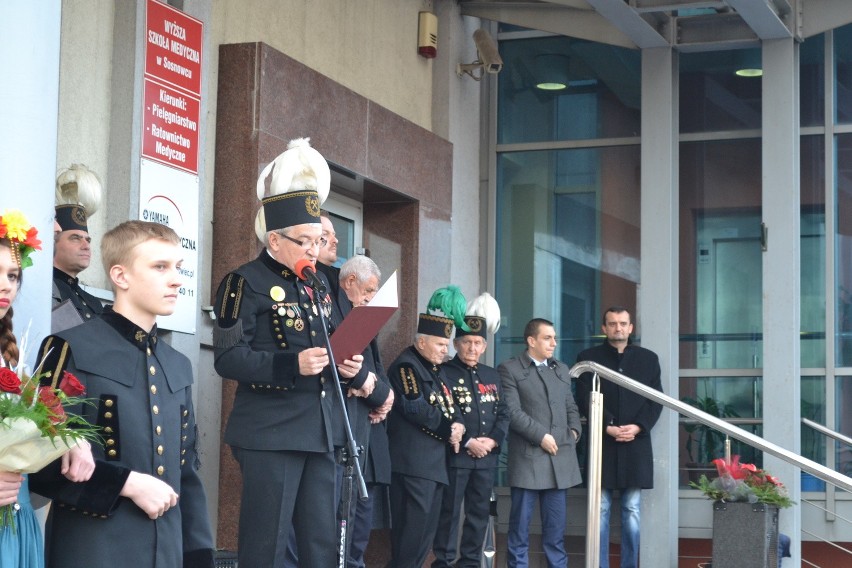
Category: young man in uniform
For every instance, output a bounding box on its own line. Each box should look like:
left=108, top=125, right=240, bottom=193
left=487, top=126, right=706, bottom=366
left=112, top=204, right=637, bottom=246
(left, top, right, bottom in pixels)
left=33, top=220, right=215, bottom=568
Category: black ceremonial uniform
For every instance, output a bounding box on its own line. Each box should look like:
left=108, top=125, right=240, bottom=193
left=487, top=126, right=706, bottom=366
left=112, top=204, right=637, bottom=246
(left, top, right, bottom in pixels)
left=52, top=267, right=104, bottom=320
left=323, top=269, right=392, bottom=568
left=432, top=355, right=508, bottom=568
left=30, top=310, right=214, bottom=568
left=338, top=304, right=393, bottom=568
left=386, top=346, right=460, bottom=568
left=213, top=251, right=359, bottom=567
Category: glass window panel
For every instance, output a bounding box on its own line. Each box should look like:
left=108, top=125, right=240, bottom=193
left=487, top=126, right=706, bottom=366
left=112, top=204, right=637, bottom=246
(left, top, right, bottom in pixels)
left=836, top=134, right=852, bottom=365
left=494, top=146, right=640, bottom=365
left=679, top=375, right=762, bottom=488
left=326, top=211, right=354, bottom=268
left=497, top=36, right=640, bottom=144
left=801, top=135, right=826, bottom=367
left=680, top=49, right=762, bottom=133
left=801, top=376, right=826, bottom=467
left=836, top=377, right=852, bottom=478
left=835, top=25, right=852, bottom=124
left=800, top=33, right=825, bottom=127
left=679, top=139, right=763, bottom=369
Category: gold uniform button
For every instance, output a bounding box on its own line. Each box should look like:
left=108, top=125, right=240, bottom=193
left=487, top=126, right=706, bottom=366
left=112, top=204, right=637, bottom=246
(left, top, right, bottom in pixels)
left=104, top=399, right=114, bottom=408
left=108, top=449, right=117, bottom=457
left=147, top=347, right=152, bottom=356
left=321, top=391, right=326, bottom=398
left=106, top=439, right=115, bottom=446
left=150, top=385, right=157, bottom=394
left=157, top=445, right=164, bottom=455
left=149, top=366, right=156, bottom=376
left=104, top=412, right=113, bottom=419
left=156, top=426, right=162, bottom=435
left=157, top=466, right=164, bottom=476
left=181, top=449, right=186, bottom=455
left=104, top=426, right=113, bottom=434
left=152, top=405, right=159, bottom=414
left=183, top=409, right=188, bottom=417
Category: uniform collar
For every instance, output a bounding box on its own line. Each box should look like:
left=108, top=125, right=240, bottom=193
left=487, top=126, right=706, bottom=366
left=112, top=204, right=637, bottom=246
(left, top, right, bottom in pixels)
left=411, top=345, right=441, bottom=373
left=53, top=266, right=79, bottom=286
left=451, top=354, right=477, bottom=371
left=259, top=249, right=297, bottom=281
left=101, top=308, right=158, bottom=353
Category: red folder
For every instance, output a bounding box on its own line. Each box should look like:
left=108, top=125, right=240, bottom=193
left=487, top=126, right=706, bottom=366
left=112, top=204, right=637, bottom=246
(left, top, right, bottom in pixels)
left=330, top=271, right=399, bottom=360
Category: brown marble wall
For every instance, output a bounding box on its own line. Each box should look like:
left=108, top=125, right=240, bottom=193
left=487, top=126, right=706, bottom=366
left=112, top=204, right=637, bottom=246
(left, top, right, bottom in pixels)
left=212, top=42, right=453, bottom=549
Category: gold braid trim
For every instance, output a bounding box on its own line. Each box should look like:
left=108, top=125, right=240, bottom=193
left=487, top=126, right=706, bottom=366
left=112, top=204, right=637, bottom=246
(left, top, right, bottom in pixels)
left=218, top=274, right=246, bottom=325
left=39, top=336, right=71, bottom=389
left=399, top=367, right=419, bottom=398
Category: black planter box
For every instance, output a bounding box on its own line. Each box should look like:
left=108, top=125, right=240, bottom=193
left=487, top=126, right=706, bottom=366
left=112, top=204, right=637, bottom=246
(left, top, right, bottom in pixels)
left=711, top=501, right=779, bottom=568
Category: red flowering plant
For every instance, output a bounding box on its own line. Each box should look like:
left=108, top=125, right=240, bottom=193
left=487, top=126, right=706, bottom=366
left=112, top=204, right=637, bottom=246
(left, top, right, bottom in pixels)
left=690, top=455, right=794, bottom=508
left=0, top=340, right=99, bottom=531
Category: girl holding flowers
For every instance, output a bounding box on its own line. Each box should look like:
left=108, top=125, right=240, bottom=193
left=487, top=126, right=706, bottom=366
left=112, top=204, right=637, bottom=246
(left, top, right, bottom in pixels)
left=0, top=210, right=94, bottom=568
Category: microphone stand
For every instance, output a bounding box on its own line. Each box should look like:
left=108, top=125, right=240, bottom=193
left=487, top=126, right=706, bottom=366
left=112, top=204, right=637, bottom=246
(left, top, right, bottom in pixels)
left=304, top=277, right=369, bottom=568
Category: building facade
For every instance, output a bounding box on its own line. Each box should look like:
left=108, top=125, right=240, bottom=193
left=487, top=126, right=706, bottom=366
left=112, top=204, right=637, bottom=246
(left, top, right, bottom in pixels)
left=3, top=1, right=852, bottom=566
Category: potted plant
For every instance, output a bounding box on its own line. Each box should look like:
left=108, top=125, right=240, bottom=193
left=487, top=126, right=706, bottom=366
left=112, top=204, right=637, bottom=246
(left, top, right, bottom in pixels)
left=682, top=396, right=739, bottom=483
left=692, top=456, right=793, bottom=568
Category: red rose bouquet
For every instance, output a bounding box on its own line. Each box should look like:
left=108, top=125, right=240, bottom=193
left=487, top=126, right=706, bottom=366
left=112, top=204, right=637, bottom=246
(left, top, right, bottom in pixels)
left=0, top=349, right=99, bottom=531
left=690, top=455, right=794, bottom=508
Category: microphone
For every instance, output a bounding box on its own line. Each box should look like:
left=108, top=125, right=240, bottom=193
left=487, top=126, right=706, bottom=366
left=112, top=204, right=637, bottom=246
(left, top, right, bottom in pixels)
left=294, top=259, right=328, bottom=294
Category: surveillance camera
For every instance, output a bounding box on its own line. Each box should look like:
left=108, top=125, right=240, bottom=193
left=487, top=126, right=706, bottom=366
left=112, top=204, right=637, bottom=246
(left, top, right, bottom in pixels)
left=473, top=29, right=503, bottom=74
left=457, top=28, right=503, bottom=80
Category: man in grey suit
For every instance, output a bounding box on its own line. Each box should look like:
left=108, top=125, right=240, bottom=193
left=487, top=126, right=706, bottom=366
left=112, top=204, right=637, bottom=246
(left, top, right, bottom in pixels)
left=497, top=318, right=583, bottom=568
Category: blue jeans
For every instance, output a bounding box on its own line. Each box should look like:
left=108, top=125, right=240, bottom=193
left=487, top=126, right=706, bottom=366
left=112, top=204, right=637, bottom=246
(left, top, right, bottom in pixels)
left=507, top=487, right=568, bottom=568
left=600, top=488, right=641, bottom=568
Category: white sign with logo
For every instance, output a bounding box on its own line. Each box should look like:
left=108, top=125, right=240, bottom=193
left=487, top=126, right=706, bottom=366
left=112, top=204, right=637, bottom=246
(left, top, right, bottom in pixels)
left=138, top=158, right=199, bottom=333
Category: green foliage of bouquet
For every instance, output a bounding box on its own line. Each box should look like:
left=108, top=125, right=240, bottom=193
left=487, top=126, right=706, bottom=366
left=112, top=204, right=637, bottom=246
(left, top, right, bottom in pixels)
left=690, top=455, right=794, bottom=509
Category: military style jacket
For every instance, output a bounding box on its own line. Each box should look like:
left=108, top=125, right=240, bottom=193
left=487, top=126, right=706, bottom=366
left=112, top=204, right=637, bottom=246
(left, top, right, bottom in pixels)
left=213, top=251, right=367, bottom=453
left=441, top=355, right=509, bottom=470
left=387, top=346, right=461, bottom=485
left=52, top=267, right=104, bottom=321
left=30, top=310, right=214, bottom=568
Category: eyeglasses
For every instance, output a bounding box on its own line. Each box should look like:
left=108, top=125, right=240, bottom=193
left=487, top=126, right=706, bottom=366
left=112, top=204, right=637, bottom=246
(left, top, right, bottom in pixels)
left=279, top=233, right=328, bottom=250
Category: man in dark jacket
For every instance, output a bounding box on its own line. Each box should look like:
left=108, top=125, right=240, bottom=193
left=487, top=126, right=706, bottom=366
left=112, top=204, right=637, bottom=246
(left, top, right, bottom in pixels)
left=432, top=292, right=508, bottom=568
left=575, top=306, right=663, bottom=568
left=213, top=139, right=365, bottom=567
left=33, top=220, right=214, bottom=568
left=52, top=164, right=105, bottom=321
left=386, top=287, right=468, bottom=568
left=336, top=254, right=392, bottom=568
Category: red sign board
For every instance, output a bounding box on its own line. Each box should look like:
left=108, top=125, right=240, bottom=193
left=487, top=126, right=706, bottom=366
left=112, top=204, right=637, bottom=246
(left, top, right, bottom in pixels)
left=142, top=78, right=200, bottom=174
left=143, top=0, right=202, bottom=173
left=145, top=0, right=203, bottom=96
